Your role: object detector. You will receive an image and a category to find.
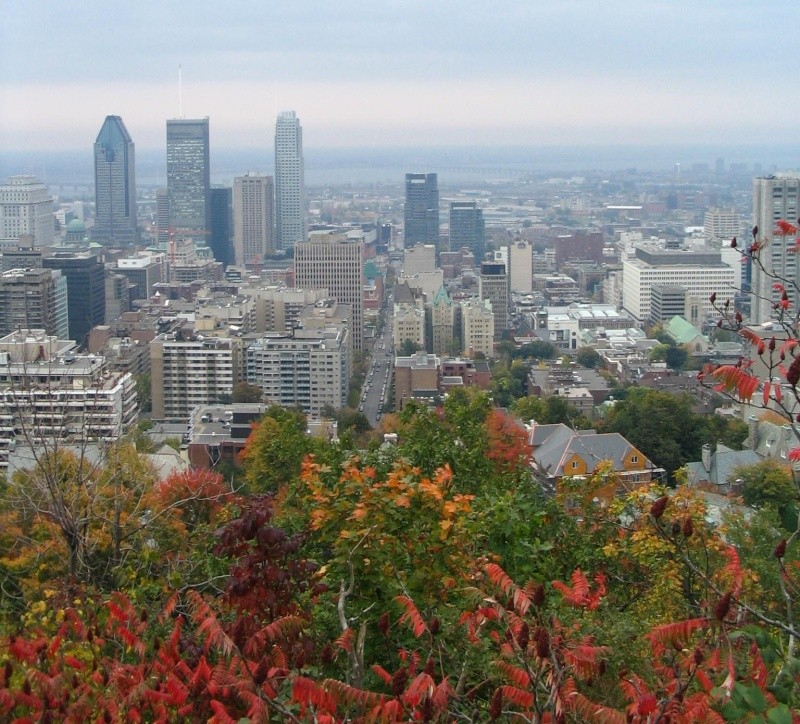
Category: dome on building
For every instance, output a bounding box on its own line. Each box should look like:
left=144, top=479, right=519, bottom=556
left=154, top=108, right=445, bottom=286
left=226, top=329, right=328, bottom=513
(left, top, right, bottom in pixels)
left=66, top=218, right=87, bottom=233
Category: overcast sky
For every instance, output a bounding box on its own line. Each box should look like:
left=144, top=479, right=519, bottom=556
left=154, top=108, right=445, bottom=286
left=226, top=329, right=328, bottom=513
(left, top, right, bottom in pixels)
left=1, top=1, right=798, bottom=151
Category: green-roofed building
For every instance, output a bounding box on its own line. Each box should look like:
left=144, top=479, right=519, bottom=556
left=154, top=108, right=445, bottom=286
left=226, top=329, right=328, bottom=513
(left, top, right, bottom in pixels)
left=664, top=315, right=708, bottom=354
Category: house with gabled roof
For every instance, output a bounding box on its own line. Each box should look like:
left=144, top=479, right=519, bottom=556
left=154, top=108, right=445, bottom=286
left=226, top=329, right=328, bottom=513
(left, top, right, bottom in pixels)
left=527, top=422, right=664, bottom=496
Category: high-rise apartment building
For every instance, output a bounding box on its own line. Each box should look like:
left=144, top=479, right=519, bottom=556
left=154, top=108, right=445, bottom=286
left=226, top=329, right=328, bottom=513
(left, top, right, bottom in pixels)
left=460, top=298, right=495, bottom=358
left=0, top=330, right=138, bottom=470
left=209, top=186, right=233, bottom=266
left=233, top=174, right=274, bottom=265
left=0, top=268, right=69, bottom=339
left=150, top=333, right=243, bottom=421
left=93, top=115, right=137, bottom=246
left=479, top=262, right=510, bottom=339
left=751, top=176, right=800, bottom=324
left=0, top=176, right=54, bottom=250
left=246, top=326, right=349, bottom=418
left=166, top=118, right=211, bottom=237
left=274, top=111, right=305, bottom=251
left=295, top=234, right=364, bottom=350
left=704, top=208, right=742, bottom=243
left=405, top=174, right=439, bottom=249
left=449, top=201, right=484, bottom=260
left=43, top=251, right=106, bottom=347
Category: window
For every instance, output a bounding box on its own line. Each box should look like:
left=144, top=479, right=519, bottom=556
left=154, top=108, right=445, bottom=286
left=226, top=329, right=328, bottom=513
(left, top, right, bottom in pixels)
left=631, top=455, right=638, bottom=463
left=571, top=460, right=579, bottom=470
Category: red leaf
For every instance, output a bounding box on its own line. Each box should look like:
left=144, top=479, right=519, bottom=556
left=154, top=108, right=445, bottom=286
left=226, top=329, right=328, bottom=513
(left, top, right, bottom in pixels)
left=499, top=684, right=534, bottom=709
left=395, top=596, right=428, bottom=638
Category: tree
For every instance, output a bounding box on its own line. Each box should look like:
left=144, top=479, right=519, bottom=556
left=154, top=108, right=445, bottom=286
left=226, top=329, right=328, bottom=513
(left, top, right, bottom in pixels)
left=398, top=338, right=421, bottom=357
left=576, top=346, right=602, bottom=369
left=733, top=459, right=797, bottom=510
left=231, top=381, right=263, bottom=403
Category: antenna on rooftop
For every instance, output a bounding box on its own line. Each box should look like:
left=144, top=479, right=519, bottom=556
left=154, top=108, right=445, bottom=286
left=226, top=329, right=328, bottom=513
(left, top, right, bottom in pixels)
left=179, top=65, right=183, bottom=119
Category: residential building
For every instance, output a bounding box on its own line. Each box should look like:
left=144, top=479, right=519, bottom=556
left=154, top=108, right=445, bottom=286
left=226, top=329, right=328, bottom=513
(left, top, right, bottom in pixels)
left=0, top=268, right=69, bottom=339
left=166, top=118, right=211, bottom=238
left=241, top=285, right=330, bottom=333
left=703, top=208, right=742, bottom=243
left=0, top=176, right=54, bottom=250
left=393, top=302, right=426, bottom=353
left=209, top=186, right=233, bottom=267
left=150, top=333, right=243, bottom=421
left=294, top=234, right=364, bottom=350
left=274, top=111, right=305, bottom=251
left=0, top=330, right=138, bottom=470
left=751, top=175, right=800, bottom=324
left=429, top=285, right=455, bottom=355
left=246, top=325, right=349, bottom=418
left=685, top=442, right=762, bottom=493
left=621, top=248, right=735, bottom=323
left=93, top=115, right=138, bottom=246
left=405, top=174, right=439, bottom=249
left=43, top=250, right=106, bottom=347
left=449, top=201, right=484, bottom=260
left=460, top=298, right=494, bottom=358
left=528, top=423, right=661, bottom=495
left=394, top=351, right=440, bottom=410
left=509, top=240, right=533, bottom=292
left=479, top=261, right=509, bottom=339
left=233, top=174, right=274, bottom=265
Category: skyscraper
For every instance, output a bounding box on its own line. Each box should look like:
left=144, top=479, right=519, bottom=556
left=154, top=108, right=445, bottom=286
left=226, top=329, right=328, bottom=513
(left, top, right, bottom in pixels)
left=93, top=115, right=137, bottom=246
left=274, top=111, right=305, bottom=251
left=449, top=201, right=485, bottom=260
left=0, top=268, right=69, bottom=340
left=166, top=118, right=211, bottom=238
left=233, top=174, right=274, bottom=266
left=295, top=234, right=363, bottom=350
left=751, top=175, right=800, bottom=324
left=404, top=173, right=439, bottom=249
left=209, top=186, right=233, bottom=267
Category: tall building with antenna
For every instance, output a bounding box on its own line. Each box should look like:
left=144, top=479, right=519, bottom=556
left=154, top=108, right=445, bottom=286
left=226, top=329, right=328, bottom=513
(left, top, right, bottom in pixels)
left=166, top=117, right=211, bottom=238
left=93, top=115, right=138, bottom=246
left=274, top=111, right=305, bottom=251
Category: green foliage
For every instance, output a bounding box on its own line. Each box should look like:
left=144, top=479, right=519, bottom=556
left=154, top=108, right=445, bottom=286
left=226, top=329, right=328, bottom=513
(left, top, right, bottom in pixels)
left=575, top=346, right=602, bottom=369
left=733, top=459, right=798, bottom=510
left=511, top=394, right=593, bottom=428
left=231, top=381, right=263, bottom=403
left=398, top=338, right=422, bottom=356
left=600, top=388, right=706, bottom=476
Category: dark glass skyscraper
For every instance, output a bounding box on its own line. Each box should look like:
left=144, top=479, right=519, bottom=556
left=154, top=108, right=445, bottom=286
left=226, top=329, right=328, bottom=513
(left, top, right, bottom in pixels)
left=404, top=173, right=439, bottom=249
left=449, top=201, right=485, bottom=260
left=93, top=115, right=137, bottom=246
left=210, top=186, right=233, bottom=267
left=166, top=118, right=211, bottom=237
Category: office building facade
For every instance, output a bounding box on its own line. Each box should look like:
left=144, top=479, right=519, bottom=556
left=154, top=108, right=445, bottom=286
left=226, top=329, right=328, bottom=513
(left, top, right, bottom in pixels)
left=166, top=118, right=211, bottom=237
left=43, top=251, right=106, bottom=347
left=93, top=115, right=138, bottom=246
left=274, top=111, right=305, bottom=251
left=295, top=234, right=364, bottom=350
left=449, top=201, right=484, bottom=260
left=751, top=176, right=800, bottom=324
left=0, top=176, right=54, bottom=250
left=209, top=186, right=233, bottom=266
left=405, top=174, right=439, bottom=249
left=233, top=174, right=274, bottom=265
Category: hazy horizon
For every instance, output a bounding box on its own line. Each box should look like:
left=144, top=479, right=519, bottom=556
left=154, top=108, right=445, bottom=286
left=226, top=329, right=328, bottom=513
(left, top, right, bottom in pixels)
left=3, top=2, right=800, bottom=156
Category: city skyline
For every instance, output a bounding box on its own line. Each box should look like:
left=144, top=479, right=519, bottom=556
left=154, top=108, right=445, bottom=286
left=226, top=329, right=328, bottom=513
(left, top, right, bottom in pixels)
left=2, top=2, right=799, bottom=152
